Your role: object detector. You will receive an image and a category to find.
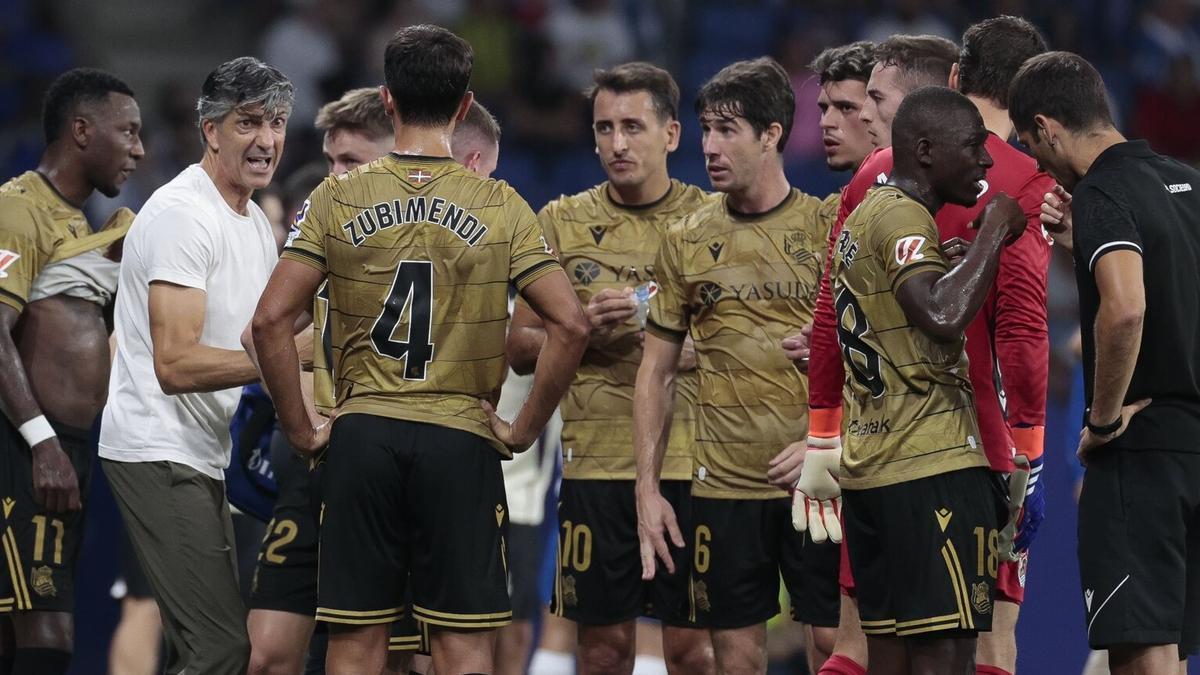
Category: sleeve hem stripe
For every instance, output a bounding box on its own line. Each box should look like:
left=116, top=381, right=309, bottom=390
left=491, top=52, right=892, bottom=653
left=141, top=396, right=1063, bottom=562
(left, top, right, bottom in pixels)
left=282, top=247, right=327, bottom=268
left=645, top=320, right=687, bottom=343
left=891, top=260, right=944, bottom=291
left=513, top=260, right=560, bottom=289
left=0, top=288, right=26, bottom=311
left=1088, top=241, right=1142, bottom=272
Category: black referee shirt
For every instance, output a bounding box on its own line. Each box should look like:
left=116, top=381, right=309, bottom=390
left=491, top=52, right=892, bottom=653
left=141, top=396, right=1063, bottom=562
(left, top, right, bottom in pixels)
left=1073, top=140, right=1200, bottom=452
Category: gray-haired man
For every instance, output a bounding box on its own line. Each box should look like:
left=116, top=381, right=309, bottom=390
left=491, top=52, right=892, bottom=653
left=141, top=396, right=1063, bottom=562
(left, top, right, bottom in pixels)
left=100, top=57, right=294, bottom=675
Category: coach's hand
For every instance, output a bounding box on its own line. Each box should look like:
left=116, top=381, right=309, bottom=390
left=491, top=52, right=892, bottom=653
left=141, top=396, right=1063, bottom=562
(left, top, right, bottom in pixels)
left=1040, top=185, right=1073, bottom=251
left=792, top=438, right=843, bottom=543
left=1077, top=398, right=1151, bottom=464
left=637, top=487, right=684, bottom=580
left=481, top=400, right=535, bottom=454
left=585, top=288, right=638, bottom=347
left=781, top=324, right=812, bottom=373
left=32, top=439, right=81, bottom=513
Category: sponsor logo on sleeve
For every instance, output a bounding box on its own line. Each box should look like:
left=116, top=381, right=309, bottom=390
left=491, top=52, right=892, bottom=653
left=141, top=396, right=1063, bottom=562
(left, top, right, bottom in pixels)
left=894, top=236, right=926, bottom=265
left=0, top=250, right=19, bottom=278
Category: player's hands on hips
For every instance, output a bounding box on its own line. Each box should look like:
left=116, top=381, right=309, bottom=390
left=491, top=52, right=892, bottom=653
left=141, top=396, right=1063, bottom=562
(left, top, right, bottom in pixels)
left=1013, top=453, right=1045, bottom=553
left=585, top=287, right=637, bottom=346
left=975, top=193, right=1026, bottom=244
left=290, top=417, right=332, bottom=456
left=941, top=237, right=971, bottom=269
left=480, top=400, right=536, bottom=453
left=31, top=438, right=81, bottom=513
left=1077, top=398, right=1151, bottom=464
left=792, top=437, right=843, bottom=543
left=768, top=441, right=807, bottom=488
left=636, top=487, right=684, bottom=580
left=781, top=324, right=812, bottom=373
left=1040, top=185, right=1073, bottom=250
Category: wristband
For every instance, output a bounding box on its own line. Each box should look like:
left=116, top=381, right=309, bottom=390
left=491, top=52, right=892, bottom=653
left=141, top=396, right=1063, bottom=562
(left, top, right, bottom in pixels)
left=18, top=415, right=56, bottom=448
left=1085, top=408, right=1121, bottom=436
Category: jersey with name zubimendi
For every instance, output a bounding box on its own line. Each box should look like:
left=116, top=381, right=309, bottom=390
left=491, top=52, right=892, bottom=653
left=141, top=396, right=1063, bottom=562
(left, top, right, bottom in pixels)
left=283, top=154, right=560, bottom=456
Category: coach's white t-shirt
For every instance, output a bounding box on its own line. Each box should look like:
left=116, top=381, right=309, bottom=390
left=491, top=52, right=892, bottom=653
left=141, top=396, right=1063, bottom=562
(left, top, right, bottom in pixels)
left=100, top=164, right=277, bottom=480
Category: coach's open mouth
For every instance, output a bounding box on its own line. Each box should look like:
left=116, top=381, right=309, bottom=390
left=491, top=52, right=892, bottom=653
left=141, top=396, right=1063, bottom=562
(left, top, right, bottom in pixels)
left=247, top=156, right=273, bottom=171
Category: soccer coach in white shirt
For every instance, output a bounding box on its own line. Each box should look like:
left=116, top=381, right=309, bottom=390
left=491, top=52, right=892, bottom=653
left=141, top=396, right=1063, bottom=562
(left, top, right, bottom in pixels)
left=100, top=57, right=293, bottom=675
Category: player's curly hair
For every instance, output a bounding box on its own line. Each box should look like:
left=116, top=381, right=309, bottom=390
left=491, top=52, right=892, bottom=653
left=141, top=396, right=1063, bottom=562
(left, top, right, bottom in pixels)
left=874, top=35, right=960, bottom=93
left=315, top=88, right=391, bottom=141
left=958, top=16, right=1048, bottom=106
left=42, top=68, right=135, bottom=144
left=587, top=62, right=681, bottom=121
left=384, top=25, right=473, bottom=127
left=196, top=56, right=294, bottom=148
left=1009, top=51, right=1115, bottom=135
left=695, top=57, right=794, bottom=153
left=810, top=42, right=876, bottom=85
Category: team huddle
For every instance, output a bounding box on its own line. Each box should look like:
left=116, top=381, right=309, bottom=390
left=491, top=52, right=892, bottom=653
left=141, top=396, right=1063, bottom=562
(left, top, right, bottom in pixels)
left=0, top=13, right=1198, bottom=675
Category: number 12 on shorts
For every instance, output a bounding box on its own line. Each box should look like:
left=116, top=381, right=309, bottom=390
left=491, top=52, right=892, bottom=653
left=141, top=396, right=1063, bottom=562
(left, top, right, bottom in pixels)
left=371, top=260, right=436, bottom=380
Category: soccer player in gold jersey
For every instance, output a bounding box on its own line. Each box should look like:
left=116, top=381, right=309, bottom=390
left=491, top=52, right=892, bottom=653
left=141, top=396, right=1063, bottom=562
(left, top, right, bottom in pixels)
left=508, top=62, right=714, bottom=675
left=634, top=57, right=833, bottom=674
left=251, top=25, right=587, bottom=675
left=826, top=86, right=1024, bottom=674
left=0, top=67, right=142, bottom=675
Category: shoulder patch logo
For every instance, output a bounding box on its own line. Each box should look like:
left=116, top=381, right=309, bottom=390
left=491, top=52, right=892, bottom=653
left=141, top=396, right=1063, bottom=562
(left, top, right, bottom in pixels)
left=0, top=250, right=19, bottom=278
left=407, top=169, right=432, bottom=185
left=707, top=241, right=724, bottom=262
left=589, top=225, right=606, bottom=245
left=895, top=236, right=926, bottom=265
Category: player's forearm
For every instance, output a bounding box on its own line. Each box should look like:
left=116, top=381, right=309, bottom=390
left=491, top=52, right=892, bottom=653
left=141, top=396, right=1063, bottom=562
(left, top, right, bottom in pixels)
left=511, top=320, right=584, bottom=444
left=506, top=325, right=547, bottom=376
left=633, top=364, right=677, bottom=496
left=920, top=225, right=1007, bottom=341
left=1089, top=298, right=1144, bottom=422
left=252, top=311, right=311, bottom=440
left=153, top=343, right=259, bottom=394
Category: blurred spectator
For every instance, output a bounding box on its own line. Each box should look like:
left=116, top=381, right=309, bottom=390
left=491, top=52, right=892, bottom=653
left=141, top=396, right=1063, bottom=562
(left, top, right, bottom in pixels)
left=260, top=0, right=343, bottom=130
left=544, top=0, right=636, bottom=91
left=777, top=25, right=837, bottom=163
left=507, top=32, right=587, bottom=155
left=1133, top=56, right=1200, bottom=164
left=860, top=0, right=956, bottom=43
left=1132, top=0, right=1200, bottom=88
left=455, top=0, right=518, bottom=106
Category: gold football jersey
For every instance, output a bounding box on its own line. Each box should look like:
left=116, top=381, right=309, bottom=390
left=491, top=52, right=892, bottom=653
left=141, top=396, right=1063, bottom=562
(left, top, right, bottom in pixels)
left=283, top=154, right=560, bottom=455
left=0, top=172, right=131, bottom=312
left=831, top=185, right=987, bottom=490
left=647, top=189, right=828, bottom=499
left=540, top=180, right=709, bottom=481
left=312, top=280, right=334, bottom=414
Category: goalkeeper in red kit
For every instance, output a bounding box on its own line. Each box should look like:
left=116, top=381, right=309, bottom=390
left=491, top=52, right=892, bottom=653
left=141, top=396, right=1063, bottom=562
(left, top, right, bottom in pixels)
left=794, top=18, right=1054, bottom=675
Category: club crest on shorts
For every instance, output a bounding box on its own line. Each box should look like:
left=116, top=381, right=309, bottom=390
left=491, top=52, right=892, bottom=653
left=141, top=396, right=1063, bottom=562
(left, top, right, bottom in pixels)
left=894, top=236, right=926, bottom=265
left=971, top=581, right=991, bottom=615
left=693, top=580, right=711, bottom=612
left=561, top=575, right=578, bottom=607
left=31, top=565, right=55, bottom=597
left=0, top=249, right=20, bottom=278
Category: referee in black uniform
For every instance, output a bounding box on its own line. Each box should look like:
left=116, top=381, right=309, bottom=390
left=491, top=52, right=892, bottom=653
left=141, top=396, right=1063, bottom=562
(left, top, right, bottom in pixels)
left=1009, top=51, right=1200, bottom=675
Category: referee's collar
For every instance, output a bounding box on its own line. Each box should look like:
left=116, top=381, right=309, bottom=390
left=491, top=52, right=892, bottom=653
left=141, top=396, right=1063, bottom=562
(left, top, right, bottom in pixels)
left=1092, top=139, right=1155, bottom=168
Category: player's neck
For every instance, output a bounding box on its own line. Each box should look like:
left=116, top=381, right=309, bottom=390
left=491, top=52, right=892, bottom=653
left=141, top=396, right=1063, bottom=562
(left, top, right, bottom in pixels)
left=1071, top=128, right=1128, bottom=178
left=725, top=164, right=791, bottom=215
left=390, top=125, right=453, bottom=160
left=200, top=152, right=254, bottom=215
left=887, top=174, right=941, bottom=215
left=607, top=169, right=671, bottom=206
left=967, top=95, right=1014, bottom=141
left=36, top=149, right=91, bottom=208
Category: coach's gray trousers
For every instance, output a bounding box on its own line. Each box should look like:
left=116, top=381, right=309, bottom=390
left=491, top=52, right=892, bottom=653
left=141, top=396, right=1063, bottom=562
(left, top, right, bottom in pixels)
left=103, top=459, right=250, bottom=675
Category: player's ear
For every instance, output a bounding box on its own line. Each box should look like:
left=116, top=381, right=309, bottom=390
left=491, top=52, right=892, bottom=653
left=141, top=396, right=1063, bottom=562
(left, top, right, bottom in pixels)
left=915, top=137, right=934, bottom=167
left=379, top=86, right=396, bottom=118
left=463, top=150, right=481, bottom=174
left=71, top=111, right=91, bottom=149
left=664, top=118, right=681, bottom=153
left=455, top=91, right=474, bottom=124
left=948, top=62, right=960, bottom=91
left=1033, top=114, right=1056, bottom=148
left=762, top=122, right=783, bottom=153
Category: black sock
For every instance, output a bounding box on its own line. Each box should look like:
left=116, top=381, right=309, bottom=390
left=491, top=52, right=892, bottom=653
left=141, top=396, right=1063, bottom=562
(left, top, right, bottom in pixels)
left=12, top=648, right=70, bottom=675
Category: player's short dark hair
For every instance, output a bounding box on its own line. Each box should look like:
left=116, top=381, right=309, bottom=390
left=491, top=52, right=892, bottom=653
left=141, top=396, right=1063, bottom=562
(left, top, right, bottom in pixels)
left=1009, top=51, right=1115, bottom=135
left=892, top=86, right=980, bottom=153
left=874, top=35, right=960, bottom=93
left=587, top=62, right=680, bottom=121
left=315, top=87, right=391, bottom=141
left=695, top=57, right=795, bottom=152
left=197, top=56, right=294, bottom=147
left=958, top=16, right=1048, bottom=105
left=384, top=24, right=473, bottom=127
left=810, top=41, right=876, bottom=85
left=454, top=100, right=501, bottom=146
left=42, top=68, right=135, bottom=144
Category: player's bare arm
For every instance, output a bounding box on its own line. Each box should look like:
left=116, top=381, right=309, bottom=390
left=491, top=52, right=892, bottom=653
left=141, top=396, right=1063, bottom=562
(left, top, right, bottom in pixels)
left=148, top=281, right=260, bottom=394
left=632, top=332, right=684, bottom=579
left=507, top=286, right=644, bottom=375
left=781, top=323, right=812, bottom=371
left=251, top=259, right=328, bottom=454
left=0, top=303, right=80, bottom=513
left=505, top=301, right=546, bottom=375
left=485, top=269, right=587, bottom=452
left=894, top=195, right=1025, bottom=342
left=1078, top=250, right=1149, bottom=460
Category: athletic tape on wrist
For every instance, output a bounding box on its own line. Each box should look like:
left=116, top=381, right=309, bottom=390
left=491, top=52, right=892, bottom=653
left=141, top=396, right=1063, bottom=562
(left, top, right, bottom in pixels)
left=18, top=415, right=56, bottom=448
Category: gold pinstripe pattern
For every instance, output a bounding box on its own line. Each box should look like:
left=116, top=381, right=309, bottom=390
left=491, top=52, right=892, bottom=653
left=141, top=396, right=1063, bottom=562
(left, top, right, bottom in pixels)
left=412, top=604, right=512, bottom=629
left=2, top=528, right=30, bottom=610
left=941, top=539, right=973, bottom=630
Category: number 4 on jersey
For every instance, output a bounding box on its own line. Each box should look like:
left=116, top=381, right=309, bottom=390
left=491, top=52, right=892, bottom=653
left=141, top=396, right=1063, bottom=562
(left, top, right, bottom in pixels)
left=371, top=260, right=435, bottom=380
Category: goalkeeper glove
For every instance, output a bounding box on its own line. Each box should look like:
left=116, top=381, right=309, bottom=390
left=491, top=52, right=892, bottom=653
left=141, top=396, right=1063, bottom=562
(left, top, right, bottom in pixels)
left=793, top=406, right=843, bottom=543
left=1011, top=426, right=1045, bottom=552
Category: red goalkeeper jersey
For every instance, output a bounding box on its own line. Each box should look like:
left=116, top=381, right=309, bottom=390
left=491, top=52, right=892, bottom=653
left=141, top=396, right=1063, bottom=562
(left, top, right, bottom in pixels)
left=810, top=134, right=1054, bottom=471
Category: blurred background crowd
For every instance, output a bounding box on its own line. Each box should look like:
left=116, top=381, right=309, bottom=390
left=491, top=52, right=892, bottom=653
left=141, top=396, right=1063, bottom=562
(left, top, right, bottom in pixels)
left=2, top=0, right=1196, bottom=672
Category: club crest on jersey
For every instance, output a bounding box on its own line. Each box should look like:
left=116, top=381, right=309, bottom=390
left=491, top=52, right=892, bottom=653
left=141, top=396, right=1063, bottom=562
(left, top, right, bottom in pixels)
left=0, top=249, right=19, bottom=278
left=407, top=169, right=432, bottom=185
left=894, top=236, right=926, bottom=265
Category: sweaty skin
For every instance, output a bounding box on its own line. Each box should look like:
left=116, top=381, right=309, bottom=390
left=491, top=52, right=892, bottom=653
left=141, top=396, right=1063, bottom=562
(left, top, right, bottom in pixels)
left=15, top=296, right=111, bottom=429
